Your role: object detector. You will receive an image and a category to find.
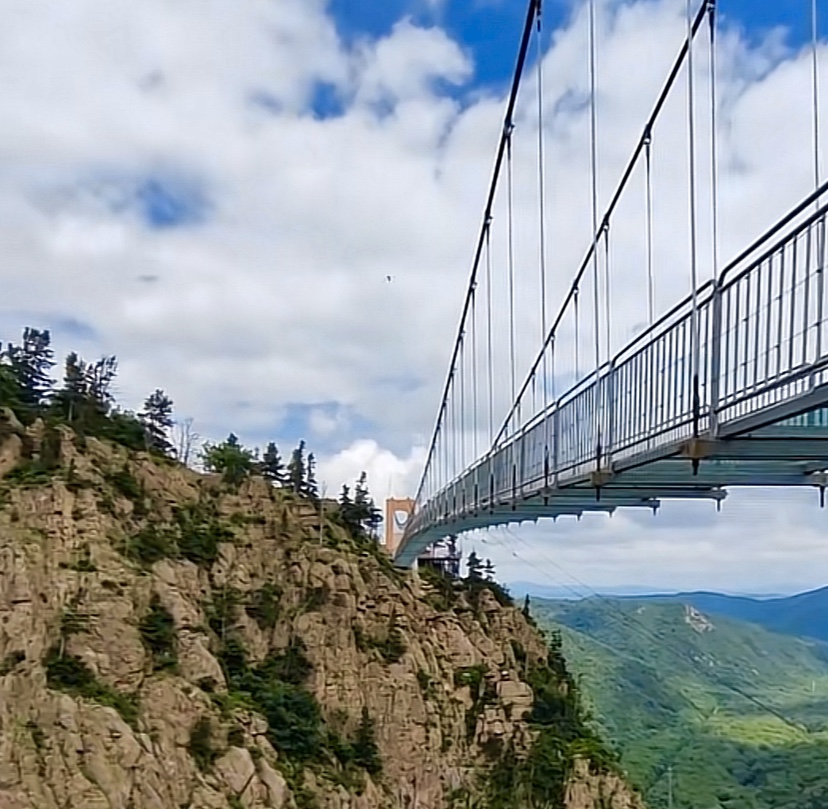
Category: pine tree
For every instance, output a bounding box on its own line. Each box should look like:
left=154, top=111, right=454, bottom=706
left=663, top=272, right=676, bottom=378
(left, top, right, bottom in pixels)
left=58, top=352, right=87, bottom=423
left=140, top=389, right=174, bottom=455
left=338, top=484, right=360, bottom=536
left=287, top=440, right=306, bottom=494
left=261, top=442, right=285, bottom=485
left=352, top=706, right=382, bottom=775
left=85, top=355, right=118, bottom=414
left=0, top=362, right=22, bottom=414
left=466, top=550, right=483, bottom=582
left=483, top=558, right=495, bottom=580
left=305, top=452, right=319, bottom=503
left=3, top=327, right=54, bottom=414
left=522, top=594, right=531, bottom=619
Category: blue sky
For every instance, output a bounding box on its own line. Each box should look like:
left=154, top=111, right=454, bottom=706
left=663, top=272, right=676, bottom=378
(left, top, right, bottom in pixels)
left=4, top=0, right=828, bottom=592
left=327, top=0, right=818, bottom=94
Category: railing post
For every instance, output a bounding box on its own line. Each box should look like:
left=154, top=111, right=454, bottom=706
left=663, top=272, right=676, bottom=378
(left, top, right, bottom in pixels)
left=813, top=216, right=826, bottom=389
left=709, top=279, right=723, bottom=437
left=606, top=360, right=616, bottom=466
left=553, top=404, right=560, bottom=486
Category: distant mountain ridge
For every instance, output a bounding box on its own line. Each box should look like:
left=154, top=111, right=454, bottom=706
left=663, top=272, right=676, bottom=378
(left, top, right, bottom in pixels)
left=528, top=595, right=828, bottom=809
left=512, top=581, right=828, bottom=642
left=629, top=586, right=828, bottom=643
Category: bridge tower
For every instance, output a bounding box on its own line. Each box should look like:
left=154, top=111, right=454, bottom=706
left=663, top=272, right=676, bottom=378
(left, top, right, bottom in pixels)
left=384, top=497, right=414, bottom=556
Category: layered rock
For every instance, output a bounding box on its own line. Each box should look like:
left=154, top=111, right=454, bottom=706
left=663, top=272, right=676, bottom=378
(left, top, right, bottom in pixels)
left=0, top=425, right=643, bottom=809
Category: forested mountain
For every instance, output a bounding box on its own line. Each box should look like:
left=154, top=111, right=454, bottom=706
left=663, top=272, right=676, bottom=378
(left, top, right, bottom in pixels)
left=530, top=596, right=828, bottom=809
left=631, top=587, right=828, bottom=643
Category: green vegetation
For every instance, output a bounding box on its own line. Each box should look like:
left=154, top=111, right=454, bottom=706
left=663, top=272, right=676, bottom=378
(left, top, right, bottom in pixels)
left=246, top=583, right=282, bottom=630
left=531, top=596, right=828, bottom=809
left=481, top=633, right=617, bottom=809
left=0, top=650, right=24, bottom=675
left=139, top=595, right=178, bottom=671
left=122, top=501, right=233, bottom=569
left=455, top=664, right=497, bottom=741
left=207, top=592, right=383, bottom=783
left=352, top=616, right=407, bottom=664
left=189, top=716, right=217, bottom=771
left=44, top=646, right=139, bottom=727
left=0, top=328, right=383, bottom=542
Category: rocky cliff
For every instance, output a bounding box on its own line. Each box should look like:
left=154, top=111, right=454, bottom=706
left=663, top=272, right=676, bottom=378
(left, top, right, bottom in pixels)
left=0, top=414, right=642, bottom=809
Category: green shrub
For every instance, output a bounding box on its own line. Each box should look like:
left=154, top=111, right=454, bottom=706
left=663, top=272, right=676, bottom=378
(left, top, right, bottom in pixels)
left=216, top=633, right=324, bottom=763
left=376, top=620, right=406, bottom=664
left=257, top=638, right=313, bottom=686
left=227, top=725, right=245, bottom=747
left=205, top=588, right=241, bottom=639
left=302, top=586, right=329, bottom=612
left=139, top=595, right=178, bottom=671
left=189, top=716, right=217, bottom=771
left=351, top=707, right=382, bottom=775
left=44, top=646, right=138, bottom=727
left=246, top=583, right=282, bottom=630
left=107, top=466, right=142, bottom=500
left=0, top=650, right=24, bottom=675
left=4, top=458, right=55, bottom=487
left=416, top=669, right=437, bottom=700
left=125, top=523, right=177, bottom=565
left=174, top=504, right=232, bottom=568
left=354, top=617, right=406, bottom=664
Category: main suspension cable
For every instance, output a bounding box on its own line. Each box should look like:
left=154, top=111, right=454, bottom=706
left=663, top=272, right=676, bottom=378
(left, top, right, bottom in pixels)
left=686, top=0, right=701, bottom=436
left=537, top=4, right=550, bottom=409
left=486, top=220, right=495, bottom=445
left=813, top=0, right=821, bottom=195
left=645, top=127, right=655, bottom=324
left=507, top=130, right=518, bottom=405
left=471, top=286, right=479, bottom=461
left=709, top=1, right=720, bottom=280
left=588, top=0, right=601, bottom=374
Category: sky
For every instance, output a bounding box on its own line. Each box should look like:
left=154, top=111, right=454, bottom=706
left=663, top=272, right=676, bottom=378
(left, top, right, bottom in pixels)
left=2, top=0, right=828, bottom=596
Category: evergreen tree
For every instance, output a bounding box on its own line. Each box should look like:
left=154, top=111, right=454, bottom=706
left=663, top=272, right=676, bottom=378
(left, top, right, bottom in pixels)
left=0, top=363, right=22, bottom=414
left=85, top=355, right=118, bottom=414
left=483, top=558, right=496, bottom=580
left=366, top=497, right=383, bottom=538
left=57, top=352, right=87, bottom=423
left=287, top=440, right=306, bottom=494
left=140, top=389, right=174, bottom=455
left=202, top=433, right=256, bottom=485
left=522, top=594, right=531, bottom=619
left=261, top=442, right=285, bottom=485
left=466, top=550, right=483, bottom=581
left=354, top=471, right=370, bottom=520
left=352, top=706, right=382, bottom=775
left=305, top=452, right=319, bottom=503
left=337, top=484, right=360, bottom=536
left=3, top=328, right=54, bottom=414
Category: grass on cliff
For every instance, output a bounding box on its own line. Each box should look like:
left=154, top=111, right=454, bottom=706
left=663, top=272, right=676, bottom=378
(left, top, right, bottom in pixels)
left=206, top=592, right=383, bottom=789
left=44, top=646, right=139, bottom=727
left=139, top=595, right=178, bottom=672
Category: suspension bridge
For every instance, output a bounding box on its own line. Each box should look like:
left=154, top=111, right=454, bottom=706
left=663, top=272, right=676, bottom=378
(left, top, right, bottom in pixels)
left=394, top=0, right=828, bottom=566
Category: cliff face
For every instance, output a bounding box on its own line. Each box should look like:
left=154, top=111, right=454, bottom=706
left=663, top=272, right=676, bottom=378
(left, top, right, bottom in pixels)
left=0, top=415, right=642, bottom=809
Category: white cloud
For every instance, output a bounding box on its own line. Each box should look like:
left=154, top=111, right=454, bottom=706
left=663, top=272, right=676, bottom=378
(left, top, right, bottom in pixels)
left=1, top=0, right=827, bottom=591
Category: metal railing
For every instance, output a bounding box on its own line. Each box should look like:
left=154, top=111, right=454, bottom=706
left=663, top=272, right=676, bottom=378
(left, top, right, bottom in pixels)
left=405, top=184, right=828, bottom=545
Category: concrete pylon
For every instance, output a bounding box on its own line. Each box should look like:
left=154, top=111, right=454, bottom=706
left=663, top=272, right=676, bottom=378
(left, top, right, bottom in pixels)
left=384, top=497, right=414, bottom=556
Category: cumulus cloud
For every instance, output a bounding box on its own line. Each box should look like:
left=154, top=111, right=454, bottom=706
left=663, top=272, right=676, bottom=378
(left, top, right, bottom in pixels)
left=1, top=0, right=826, bottom=591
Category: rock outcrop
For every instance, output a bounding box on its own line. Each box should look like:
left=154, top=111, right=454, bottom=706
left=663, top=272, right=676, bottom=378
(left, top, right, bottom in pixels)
left=0, top=424, right=643, bottom=809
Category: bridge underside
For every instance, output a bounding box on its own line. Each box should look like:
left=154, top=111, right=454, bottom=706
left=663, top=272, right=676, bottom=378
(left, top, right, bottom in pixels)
left=395, top=398, right=828, bottom=567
